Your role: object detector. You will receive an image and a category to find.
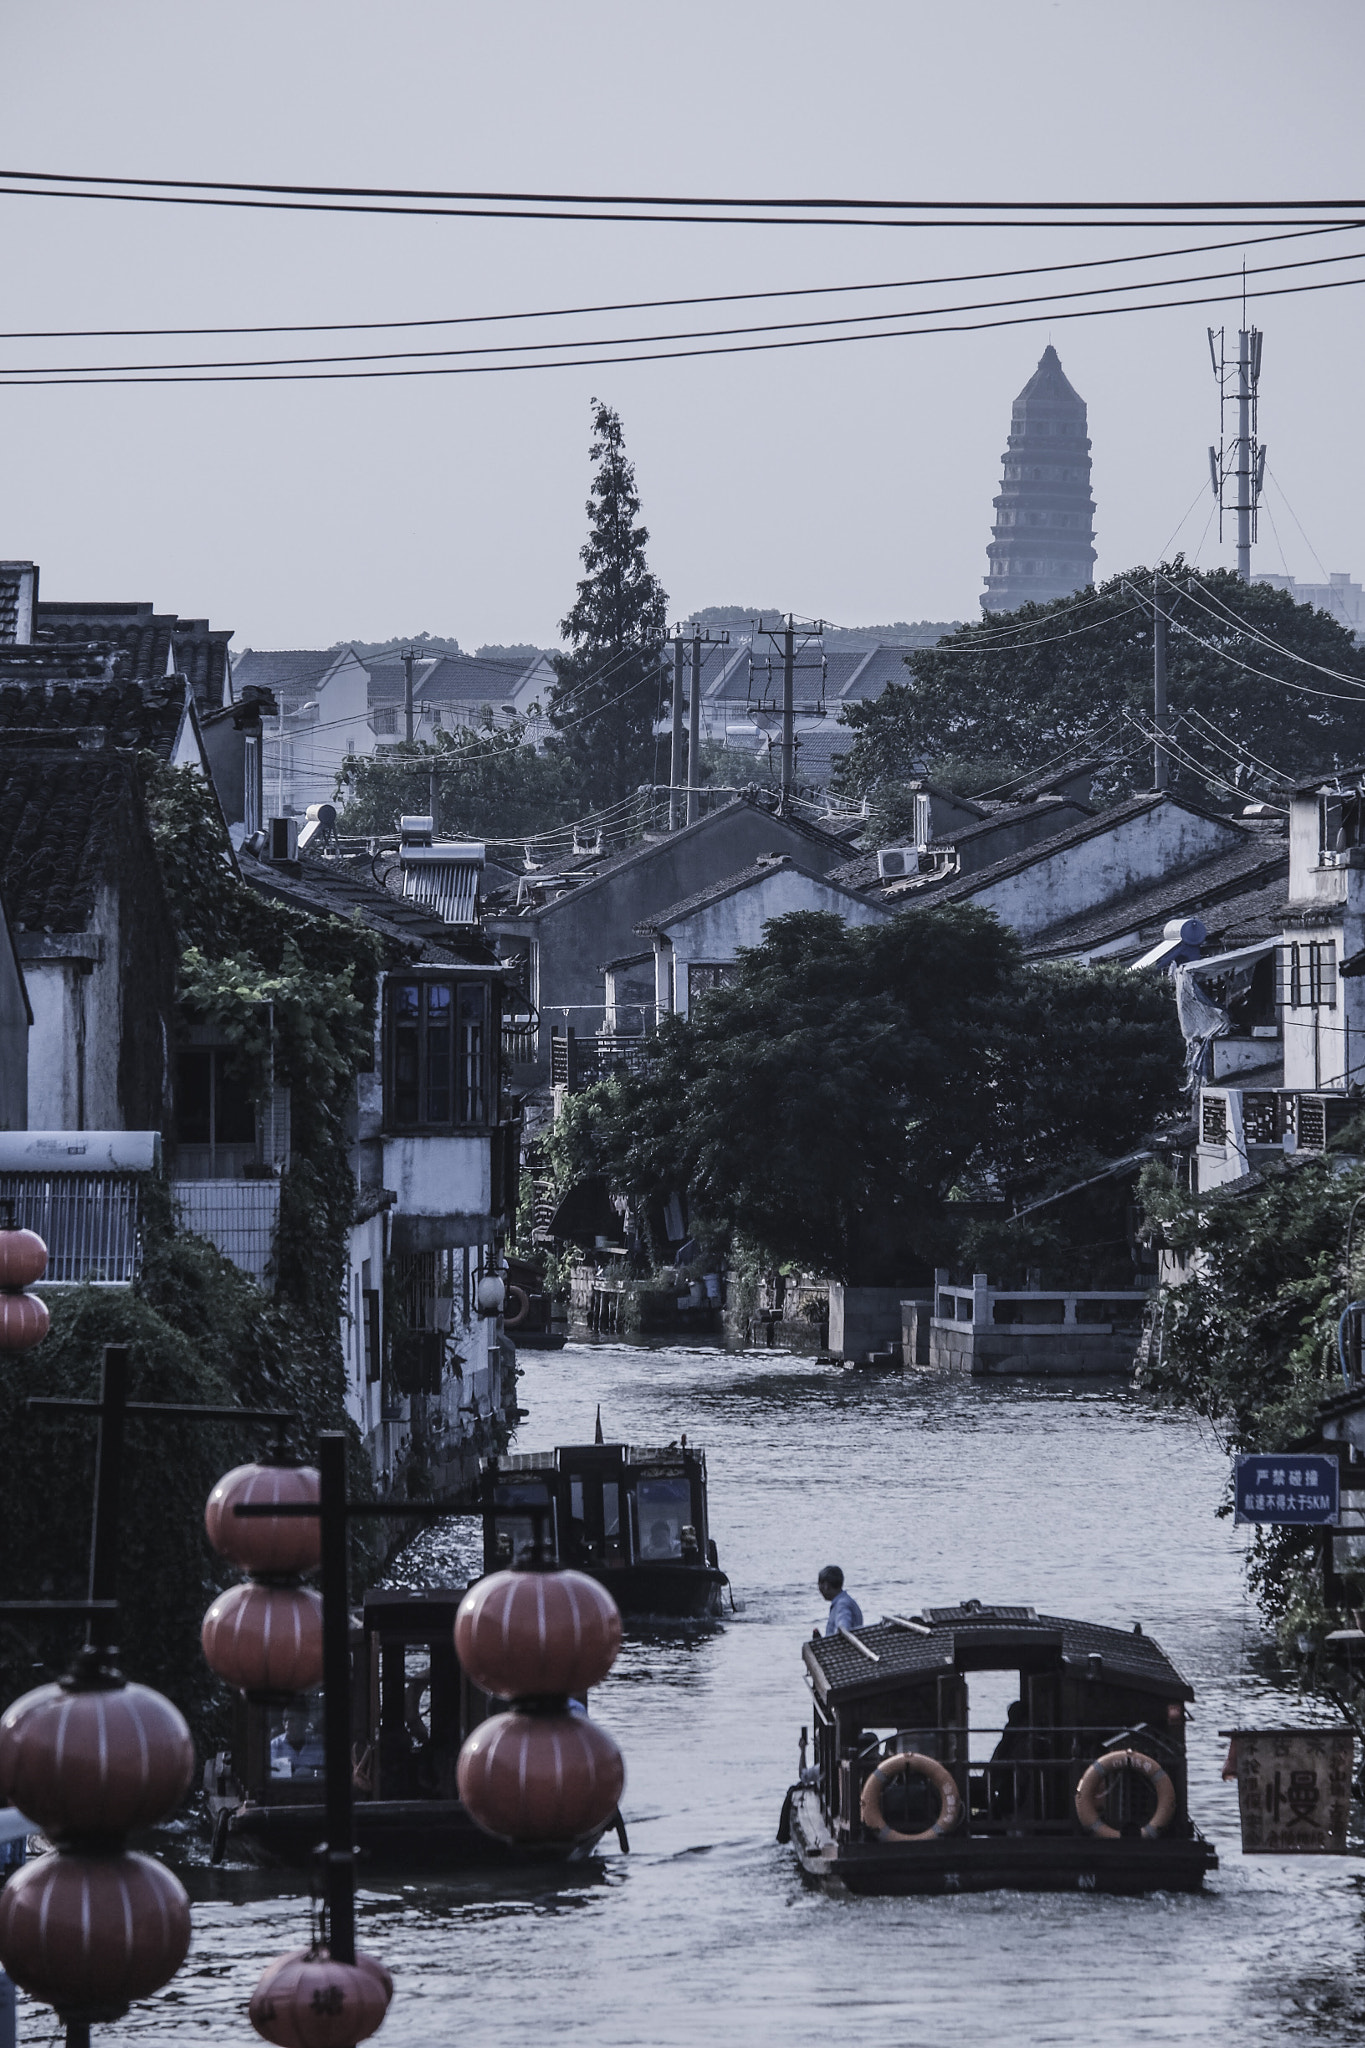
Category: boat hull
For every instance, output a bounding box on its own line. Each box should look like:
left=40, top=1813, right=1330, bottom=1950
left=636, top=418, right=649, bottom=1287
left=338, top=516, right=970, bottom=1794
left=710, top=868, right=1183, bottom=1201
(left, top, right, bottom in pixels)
left=587, top=1562, right=727, bottom=1620
left=789, top=1790, right=1216, bottom=1897
left=224, top=1798, right=606, bottom=1869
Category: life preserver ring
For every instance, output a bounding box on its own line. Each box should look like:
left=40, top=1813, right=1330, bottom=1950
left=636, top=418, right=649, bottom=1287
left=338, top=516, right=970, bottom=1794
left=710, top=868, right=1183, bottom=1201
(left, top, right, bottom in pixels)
left=859, top=1752, right=961, bottom=1842
left=1074, top=1748, right=1176, bottom=1840
left=504, top=1284, right=530, bottom=1330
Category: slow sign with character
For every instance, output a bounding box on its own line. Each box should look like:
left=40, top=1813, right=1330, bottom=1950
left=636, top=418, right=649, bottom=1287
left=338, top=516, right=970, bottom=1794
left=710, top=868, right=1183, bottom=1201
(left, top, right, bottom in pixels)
left=1225, top=1728, right=1353, bottom=1854
left=1233, top=1452, right=1338, bottom=1526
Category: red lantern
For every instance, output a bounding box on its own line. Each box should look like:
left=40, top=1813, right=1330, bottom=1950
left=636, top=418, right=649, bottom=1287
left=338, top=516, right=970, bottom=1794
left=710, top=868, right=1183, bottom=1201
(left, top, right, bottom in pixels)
left=250, top=1946, right=393, bottom=2048
left=0, top=1680, right=194, bottom=1841
left=0, top=1223, right=47, bottom=1290
left=457, top=1708, right=624, bottom=1845
left=455, top=1568, right=621, bottom=1700
left=206, top=1463, right=322, bottom=1576
left=0, top=1848, right=191, bottom=2022
left=0, top=1289, right=49, bottom=1352
left=202, top=1581, right=324, bottom=1697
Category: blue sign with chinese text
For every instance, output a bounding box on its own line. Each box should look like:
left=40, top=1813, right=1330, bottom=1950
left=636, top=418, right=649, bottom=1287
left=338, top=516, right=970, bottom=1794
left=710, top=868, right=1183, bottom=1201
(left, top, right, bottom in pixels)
left=1234, top=1453, right=1339, bottom=1526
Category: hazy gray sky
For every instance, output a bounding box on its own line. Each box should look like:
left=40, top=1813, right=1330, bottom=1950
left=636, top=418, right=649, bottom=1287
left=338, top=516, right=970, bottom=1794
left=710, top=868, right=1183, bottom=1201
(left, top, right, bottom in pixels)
left=2, top=0, right=1363, bottom=650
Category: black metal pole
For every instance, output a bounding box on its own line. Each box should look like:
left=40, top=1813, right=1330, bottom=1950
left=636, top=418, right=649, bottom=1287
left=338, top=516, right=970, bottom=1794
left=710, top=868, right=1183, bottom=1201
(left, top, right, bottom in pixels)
left=318, top=1433, right=355, bottom=1964
left=65, top=2021, right=91, bottom=2048
left=87, top=1346, right=130, bottom=1655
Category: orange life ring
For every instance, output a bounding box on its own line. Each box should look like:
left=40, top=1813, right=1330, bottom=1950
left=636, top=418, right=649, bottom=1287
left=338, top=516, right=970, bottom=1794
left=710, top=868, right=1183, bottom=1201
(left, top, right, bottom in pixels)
left=1074, top=1748, right=1176, bottom=1840
left=503, top=1284, right=530, bottom=1330
left=859, top=1752, right=961, bottom=1842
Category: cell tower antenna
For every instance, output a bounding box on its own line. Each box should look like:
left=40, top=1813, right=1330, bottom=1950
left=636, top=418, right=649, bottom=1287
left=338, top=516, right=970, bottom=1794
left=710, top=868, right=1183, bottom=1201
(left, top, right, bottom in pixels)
left=1207, top=264, right=1266, bottom=583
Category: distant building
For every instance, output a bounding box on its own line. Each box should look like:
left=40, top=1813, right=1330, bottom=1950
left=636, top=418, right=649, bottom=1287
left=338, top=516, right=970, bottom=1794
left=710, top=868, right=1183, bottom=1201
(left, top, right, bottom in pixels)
left=982, top=345, right=1097, bottom=614
left=1255, top=571, right=1365, bottom=638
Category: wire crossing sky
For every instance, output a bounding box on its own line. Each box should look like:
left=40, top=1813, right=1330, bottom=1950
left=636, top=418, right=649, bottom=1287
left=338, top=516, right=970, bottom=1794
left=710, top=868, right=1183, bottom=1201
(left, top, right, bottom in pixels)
left=0, top=0, right=1361, bottom=649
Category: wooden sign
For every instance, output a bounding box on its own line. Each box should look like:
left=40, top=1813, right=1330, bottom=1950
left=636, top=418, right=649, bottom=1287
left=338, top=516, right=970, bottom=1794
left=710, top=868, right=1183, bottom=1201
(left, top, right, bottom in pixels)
left=1226, top=1728, right=1353, bottom=1854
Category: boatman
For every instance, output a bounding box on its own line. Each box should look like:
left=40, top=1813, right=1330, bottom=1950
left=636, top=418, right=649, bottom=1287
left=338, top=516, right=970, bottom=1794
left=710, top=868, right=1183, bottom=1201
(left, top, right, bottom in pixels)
left=818, top=1565, right=863, bottom=1636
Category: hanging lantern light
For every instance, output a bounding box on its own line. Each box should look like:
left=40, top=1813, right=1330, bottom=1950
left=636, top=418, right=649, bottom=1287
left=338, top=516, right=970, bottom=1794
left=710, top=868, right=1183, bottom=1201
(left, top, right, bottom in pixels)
left=0, top=1848, right=191, bottom=2025
left=202, top=1579, right=324, bottom=1699
left=454, top=1568, right=621, bottom=1699
left=0, top=1678, right=194, bottom=1840
left=457, top=1708, right=624, bottom=1845
left=205, top=1462, right=322, bottom=1576
left=0, top=1202, right=48, bottom=1353
left=249, top=1945, right=393, bottom=2048
left=475, top=1271, right=506, bottom=1318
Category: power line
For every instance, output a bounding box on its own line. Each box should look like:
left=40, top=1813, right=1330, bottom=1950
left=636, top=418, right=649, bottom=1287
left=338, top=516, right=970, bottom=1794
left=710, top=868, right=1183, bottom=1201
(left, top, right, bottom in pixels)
left=1161, top=609, right=1365, bottom=704
left=11, top=241, right=1361, bottom=379
left=1, top=221, right=1349, bottom=340
left=1265, top=465, right=1333, bottom=585
left=10, top=267, right=1362, bottom=386
left=1175, top=577, right=1365, bottom=689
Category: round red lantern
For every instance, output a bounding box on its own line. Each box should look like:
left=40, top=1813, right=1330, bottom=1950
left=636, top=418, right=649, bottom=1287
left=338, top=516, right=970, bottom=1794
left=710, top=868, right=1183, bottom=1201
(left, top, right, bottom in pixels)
left=0, top=1222, right=47, bottom=1290
left=0, top=1679, right=194, bottom=1842
left=0, top=1289, right=49, bottom=1352
left=202, top=1580, right=324, bottom=1697
left=205, top=1463, right=322, bottom=1576
left=457, top=1708, right=624, bottom=1845
left=455, top=1567, right=621, bottom=1700
left=0, top=1848, right=191, bottom=2022
left=250, top=1946, right=393, bottom=2048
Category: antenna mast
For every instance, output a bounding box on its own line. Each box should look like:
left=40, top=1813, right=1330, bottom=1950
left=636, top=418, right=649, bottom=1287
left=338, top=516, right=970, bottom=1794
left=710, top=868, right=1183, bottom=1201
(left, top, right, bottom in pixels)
left=1207, top=271, right=1266, bottom=583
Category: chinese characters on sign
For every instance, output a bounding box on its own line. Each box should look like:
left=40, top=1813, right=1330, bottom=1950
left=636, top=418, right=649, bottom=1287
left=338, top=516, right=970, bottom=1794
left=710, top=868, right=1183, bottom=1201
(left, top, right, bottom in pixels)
left=1232, top=1452, right=1339, bottom=1526
left=1231, top=1729, right=1353, bottom=1854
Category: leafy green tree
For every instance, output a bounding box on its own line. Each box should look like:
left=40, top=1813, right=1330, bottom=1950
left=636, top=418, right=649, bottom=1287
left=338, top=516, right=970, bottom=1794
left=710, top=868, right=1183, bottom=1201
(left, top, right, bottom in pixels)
left=1138, top=1148, right=1365, bottom=1653
left=335, top=721, right=581, bottom=842
left=550, top=909, right=1182, bottom=1283
left=548, top=400, right=669, bottom=805
left=833, top=563, right=1365, bottom=809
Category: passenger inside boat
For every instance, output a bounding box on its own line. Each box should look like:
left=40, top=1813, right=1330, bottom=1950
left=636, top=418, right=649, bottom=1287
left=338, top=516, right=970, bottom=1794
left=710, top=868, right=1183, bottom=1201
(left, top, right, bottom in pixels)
left=270, top=1703, right=324, bottom=1779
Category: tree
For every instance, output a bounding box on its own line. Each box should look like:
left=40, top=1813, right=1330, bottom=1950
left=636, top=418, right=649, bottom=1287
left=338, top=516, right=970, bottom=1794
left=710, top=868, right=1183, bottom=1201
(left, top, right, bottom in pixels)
left=335, top=721, right=581, bottom=842
left=548, top=400, right=669, bottom=806
left=1138, top=1146, right=1365, bottom=1656
left=550, top=909, right=1183, bottom=1284
left=832, top=563, right=1365, bottom=809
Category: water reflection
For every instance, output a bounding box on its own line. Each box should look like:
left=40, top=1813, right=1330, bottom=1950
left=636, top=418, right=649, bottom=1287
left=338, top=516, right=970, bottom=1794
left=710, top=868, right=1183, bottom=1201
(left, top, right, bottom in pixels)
left=53, top=1343, right=1365, bottom=2046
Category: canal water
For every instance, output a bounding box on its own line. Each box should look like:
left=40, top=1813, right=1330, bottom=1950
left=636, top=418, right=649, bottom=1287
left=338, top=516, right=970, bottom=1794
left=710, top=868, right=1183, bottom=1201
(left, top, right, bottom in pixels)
left=77, top=1344, right=1365, bottom=2045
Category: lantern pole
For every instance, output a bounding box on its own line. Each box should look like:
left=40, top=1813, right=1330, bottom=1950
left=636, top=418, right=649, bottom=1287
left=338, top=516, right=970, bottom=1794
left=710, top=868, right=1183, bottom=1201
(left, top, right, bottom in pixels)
left=318, top=1434, right=356, bottom=1966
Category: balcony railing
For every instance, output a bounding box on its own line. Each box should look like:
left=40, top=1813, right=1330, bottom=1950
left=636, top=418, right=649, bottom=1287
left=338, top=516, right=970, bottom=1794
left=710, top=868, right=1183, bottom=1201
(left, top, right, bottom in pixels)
left=550, top=1026, right=656, bottom=1090
left=0, top=1172, right=141, bottom=1285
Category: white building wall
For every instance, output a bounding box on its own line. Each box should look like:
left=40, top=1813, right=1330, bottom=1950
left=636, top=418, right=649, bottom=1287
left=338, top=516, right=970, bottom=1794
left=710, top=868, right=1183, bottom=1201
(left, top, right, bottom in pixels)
left=659, top=870, right=887, bottom=1017
left=969, top=805, right=1242, bottom=941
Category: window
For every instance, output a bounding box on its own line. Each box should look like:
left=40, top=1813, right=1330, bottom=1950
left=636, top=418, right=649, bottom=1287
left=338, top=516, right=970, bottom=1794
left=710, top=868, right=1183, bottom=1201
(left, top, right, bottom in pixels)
left=385, top=976, right=492, bottom=1127
left=688, top=962, right=739, bottom=1006
left=636, top=1476, right=692, bottom=1560
left=1278, top=941, right=1337, bottom=1010
left=373, top=707, right=398, bottom=736
left=176, top=1044, right=258, bottom=1173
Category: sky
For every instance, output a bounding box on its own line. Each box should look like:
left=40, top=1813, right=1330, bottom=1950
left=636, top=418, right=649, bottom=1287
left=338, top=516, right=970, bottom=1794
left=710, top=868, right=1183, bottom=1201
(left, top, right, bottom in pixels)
left=1, top=0, right=1363, bottom=652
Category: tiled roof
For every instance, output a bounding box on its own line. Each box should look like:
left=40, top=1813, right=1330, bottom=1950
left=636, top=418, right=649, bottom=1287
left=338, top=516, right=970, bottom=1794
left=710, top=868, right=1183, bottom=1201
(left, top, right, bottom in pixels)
left=0, top=746, right=143, bottom=931
left=0, top=678, right=190, bottom=760
left=242, top=849, right=497, bottom=965
left=1024, top=835, right=1288, bottom=959
left=37, top=602, right=232, bottom=709
left=634, top=856, right=884, bottom=935
left=366, top=653, right=546, bottom=705
left=231, top=649, right=352, bottom=698
left=832, top=797, right=1088, bottom=893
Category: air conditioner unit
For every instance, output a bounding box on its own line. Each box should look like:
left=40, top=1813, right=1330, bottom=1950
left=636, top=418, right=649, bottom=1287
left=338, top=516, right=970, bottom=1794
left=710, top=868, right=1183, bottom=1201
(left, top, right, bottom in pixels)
left=267, top=816, right=298, bottom=862
left=877, top=847, right=915, bottom=880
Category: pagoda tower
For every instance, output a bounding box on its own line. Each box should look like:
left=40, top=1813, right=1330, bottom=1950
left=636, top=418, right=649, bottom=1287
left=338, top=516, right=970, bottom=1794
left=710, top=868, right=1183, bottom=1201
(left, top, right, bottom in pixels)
left=981, top=345, right=1096, bottom=613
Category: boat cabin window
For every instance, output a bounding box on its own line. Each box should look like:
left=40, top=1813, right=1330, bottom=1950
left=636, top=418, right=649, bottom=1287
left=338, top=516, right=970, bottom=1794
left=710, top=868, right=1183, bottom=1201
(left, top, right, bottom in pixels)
left=492, top=1481, right=554, bottom=1564
left=562, top=1473, right=629, bottom=1567
left=637, top=1476, right=691, bottom=1561
left=268, top=1697, right=325, bottom=1780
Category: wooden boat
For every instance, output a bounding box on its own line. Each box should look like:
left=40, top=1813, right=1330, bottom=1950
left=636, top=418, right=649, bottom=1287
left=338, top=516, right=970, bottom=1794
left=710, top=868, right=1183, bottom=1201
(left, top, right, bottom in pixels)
left=503, top=1256, right=568, bottom=1349
left=204, top=1587, right=625, bottom=1868
left=480, top=1440, right=729, bottom=1620
left=779, top=1600, right=1217, bottom=1895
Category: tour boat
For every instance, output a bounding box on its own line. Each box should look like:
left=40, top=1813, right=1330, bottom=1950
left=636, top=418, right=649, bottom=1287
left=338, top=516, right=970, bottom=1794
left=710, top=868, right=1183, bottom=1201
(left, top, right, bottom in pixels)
left=778, top=1600, right=1217, bottom=1894
left=203, top=1586, right=626, bottom=1868
left=480, top=1439, right=729, bottom=1620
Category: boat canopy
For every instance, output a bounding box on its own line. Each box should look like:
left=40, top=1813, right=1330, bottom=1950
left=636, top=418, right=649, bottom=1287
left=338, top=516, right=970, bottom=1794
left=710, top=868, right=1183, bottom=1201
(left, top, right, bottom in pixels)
left=804, top=1603, right=1194, bottom=1710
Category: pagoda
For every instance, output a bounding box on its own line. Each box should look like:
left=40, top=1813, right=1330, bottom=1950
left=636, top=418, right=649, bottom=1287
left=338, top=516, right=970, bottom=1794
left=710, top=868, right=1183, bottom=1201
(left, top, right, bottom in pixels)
left=981, top=345, right=1096, bottom=613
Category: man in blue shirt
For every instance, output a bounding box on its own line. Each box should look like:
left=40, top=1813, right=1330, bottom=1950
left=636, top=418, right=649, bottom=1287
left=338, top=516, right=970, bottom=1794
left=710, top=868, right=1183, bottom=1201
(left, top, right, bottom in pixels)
left=819, top=1565, right=864, bottom=1636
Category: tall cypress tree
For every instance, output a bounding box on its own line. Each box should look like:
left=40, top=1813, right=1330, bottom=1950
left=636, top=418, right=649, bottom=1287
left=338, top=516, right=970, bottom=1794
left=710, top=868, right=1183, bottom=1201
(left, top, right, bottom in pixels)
left=549, top=399, right=668, bottom=806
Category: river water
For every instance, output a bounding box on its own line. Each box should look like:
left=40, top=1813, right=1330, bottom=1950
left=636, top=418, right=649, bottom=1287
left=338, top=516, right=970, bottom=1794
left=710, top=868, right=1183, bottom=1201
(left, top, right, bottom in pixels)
left=52, top=1342, right=1365, bottom=2046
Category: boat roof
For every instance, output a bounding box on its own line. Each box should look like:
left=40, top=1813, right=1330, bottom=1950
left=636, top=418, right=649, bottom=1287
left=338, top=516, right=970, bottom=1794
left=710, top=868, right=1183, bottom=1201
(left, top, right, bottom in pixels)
left=804, top=1602, right=1194, bottom=1706
left=485, top=1443, right=703, bottom=1476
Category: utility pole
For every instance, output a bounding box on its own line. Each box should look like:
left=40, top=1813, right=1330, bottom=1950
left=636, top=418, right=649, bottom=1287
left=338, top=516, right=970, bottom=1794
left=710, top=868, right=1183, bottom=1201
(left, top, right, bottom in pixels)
left=1208, top=287, right=1265, bottom=584
left=403, top=647, right=415, bottom=745
left=780, top=616, right=795, bottom=802
left=1153, top=577, right=1169, bottom=792
left=687, top=627, right=703, bottom=826
left=669, top=638, right=685, bottom=831
left=662, top=624, right=728, bottom=829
